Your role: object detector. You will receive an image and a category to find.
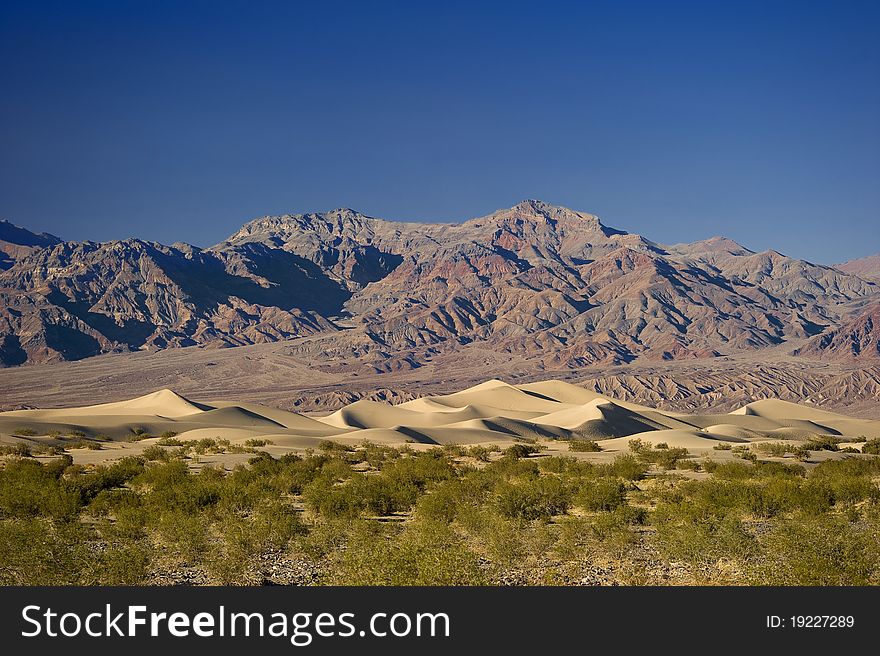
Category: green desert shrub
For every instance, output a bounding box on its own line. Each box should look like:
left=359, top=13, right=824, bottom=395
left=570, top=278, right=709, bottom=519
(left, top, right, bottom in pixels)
left=0, top=518, right=91, bottom=584
left=601, top=454, right=648, bottom=481
left=803, top=436, right=842, bottom=452
left=415, top=479, right=478, bottom=523
left=576, top=479, right=627, bottom=512
left=504, top=443, right=542, bottom=459
left=589, top=503, right=647, bottom=548
left=318, top=440, right=354, bottom=453
left=156, top=436, right=183, bottom=446
left=12, top=428, right=38, bottom=437
left=466, top=445, right=495, bottom=462
left=65, top=439, right=103, bottom=450
left=327, top=520, right=486, bottom=586
left=568, top=439, right=602, bottom=452
left=85, top=541, right=151, bottom=585
left=0, top=443, right=31, bottom=457
left=495, top=476, right=571, bottom=520
left=0, top=458, right=82, bottom=520
left=652, top=500, right=756, bottom=564
left=754, top=442, right=789, bottom=457
left=752, top=513, right=880, bottom=585
left=141, top=445, right=171, bottom=462
left=861, top=438, right=880, bottom=455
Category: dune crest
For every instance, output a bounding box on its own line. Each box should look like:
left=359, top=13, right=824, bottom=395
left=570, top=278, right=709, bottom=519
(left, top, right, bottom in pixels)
left=2, top=379, right=879, bottom=457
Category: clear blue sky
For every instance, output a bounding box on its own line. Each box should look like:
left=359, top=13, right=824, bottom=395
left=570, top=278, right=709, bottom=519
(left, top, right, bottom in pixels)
left=1, top=0, right=878, bottom=263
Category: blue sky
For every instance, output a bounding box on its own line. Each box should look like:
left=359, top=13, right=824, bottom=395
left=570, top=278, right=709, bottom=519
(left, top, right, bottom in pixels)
left=1, top=0, right=878, bottom=263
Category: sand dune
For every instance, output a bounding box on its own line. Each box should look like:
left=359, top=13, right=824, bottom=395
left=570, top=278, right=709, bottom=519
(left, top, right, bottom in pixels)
left=2, top=379, right=879, bottom=460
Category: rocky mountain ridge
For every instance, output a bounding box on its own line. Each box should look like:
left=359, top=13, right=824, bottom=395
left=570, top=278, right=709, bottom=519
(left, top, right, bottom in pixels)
left=1, top=200, right=878, bottom=368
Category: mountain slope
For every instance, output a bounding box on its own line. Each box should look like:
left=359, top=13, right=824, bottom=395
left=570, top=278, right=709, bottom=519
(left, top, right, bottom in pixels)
left=0, top=220, right=62, bottom=270
left=1, top=201, right=877, bottom=368
left=836, top=254, right=880, bottom=281
left=795, top=302, right=880, bottom=361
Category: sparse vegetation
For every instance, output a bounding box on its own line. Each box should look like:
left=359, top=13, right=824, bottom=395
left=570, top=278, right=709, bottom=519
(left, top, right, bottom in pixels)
left=2, top=436, right=880, bottom=586
left=861, top=438, right=880, bottom=455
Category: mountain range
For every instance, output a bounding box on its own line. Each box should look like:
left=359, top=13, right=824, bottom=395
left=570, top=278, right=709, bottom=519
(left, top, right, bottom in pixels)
left=1, top=201, right=878, bottom=369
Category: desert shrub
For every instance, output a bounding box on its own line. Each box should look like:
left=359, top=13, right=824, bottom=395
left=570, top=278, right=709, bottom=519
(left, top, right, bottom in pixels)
left=29, top=444, right=66, bottom=456
left=576, top=479, right=627, bottom=512
left=381, top=450, right=456, bottom=491
left=0, top=518, right=90, bottom=584
left=415, top=479, right=477, bottom=523
left=804, top=436, right=842, bottom=452
left=752, top=513, right=880, bottom=585
left=209, top=499, right=305, bottom=582
left=730, top=445, right=757, bottom=461
left=539, top=455, right=592, bottom=476
left=754, top=442, right=789, bottom=457
left=627, top=439, right=689, bottom=469
left=755, top=461, right=806, bottom=478
left=284, top=456, right=333, bottom=494
left=156, top=436, right=183, bottom=446
left=351, top=443, right=401, bottom=468
left=243, top=438, right=272, bottom=447
left=589, top=503, right=647, bottom=548
left=479, top=455, right=540, bottom=483
left=85, top=542, right=151, bottom=585
left=132, top=461, right=220, bottom=514
left=701, top=460, right=766, bottom=480
left=601, top=454, right=648, bottom=481
left=0, top=443, right=31, bottom=457
left=328, top=520, right=486, bottom=585
left=812, top=457, right=880, bottom=479
left=0, top=459, right=82, bottom=520
left=349, top=473, right=419, bottom=516
left=568, top=439, right=602, bottom=452
left=302, top=476, right=362, bottom=518
left=504, top=443, right=542, bottom=459
left=188, top=438, right=229, bottom=454
left=495, top=476, right=571, bottom=520
left=861, top=438, right=880, bottom=455
left=467, top=445, right=494, bottom=462
left=141, top=445, right=171, bottom=462
left=318, top=440, right=354, bottom=453
left=712, top=443, right=732, bottom=450
left=12, top=428, right=38, bottom=437
left=652, top=500, right=756, bottom=564
left=789, top=445, right=811, bottom=460
left=88, top=488, right=141, bottom=517
left=68, top=430, right=87, bottom=438
left=66, top=440, right=103, bottom=450
left=808, top=459, right=880, bottom=506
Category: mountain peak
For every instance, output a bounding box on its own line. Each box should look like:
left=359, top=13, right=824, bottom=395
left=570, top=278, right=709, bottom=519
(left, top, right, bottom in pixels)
left=0, top=219, right=62, bottom=248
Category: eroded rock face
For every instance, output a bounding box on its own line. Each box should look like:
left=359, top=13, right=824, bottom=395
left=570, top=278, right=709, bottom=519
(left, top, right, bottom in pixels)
left=836, top=254, right=880, bottom=282
left=1, top=200, right=878, bottom=367
left=795, top=303, right=880, bottom=361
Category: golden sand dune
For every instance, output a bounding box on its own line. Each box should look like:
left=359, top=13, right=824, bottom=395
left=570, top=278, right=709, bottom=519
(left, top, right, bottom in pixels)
left=2, top=380, right=879, bottom=460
